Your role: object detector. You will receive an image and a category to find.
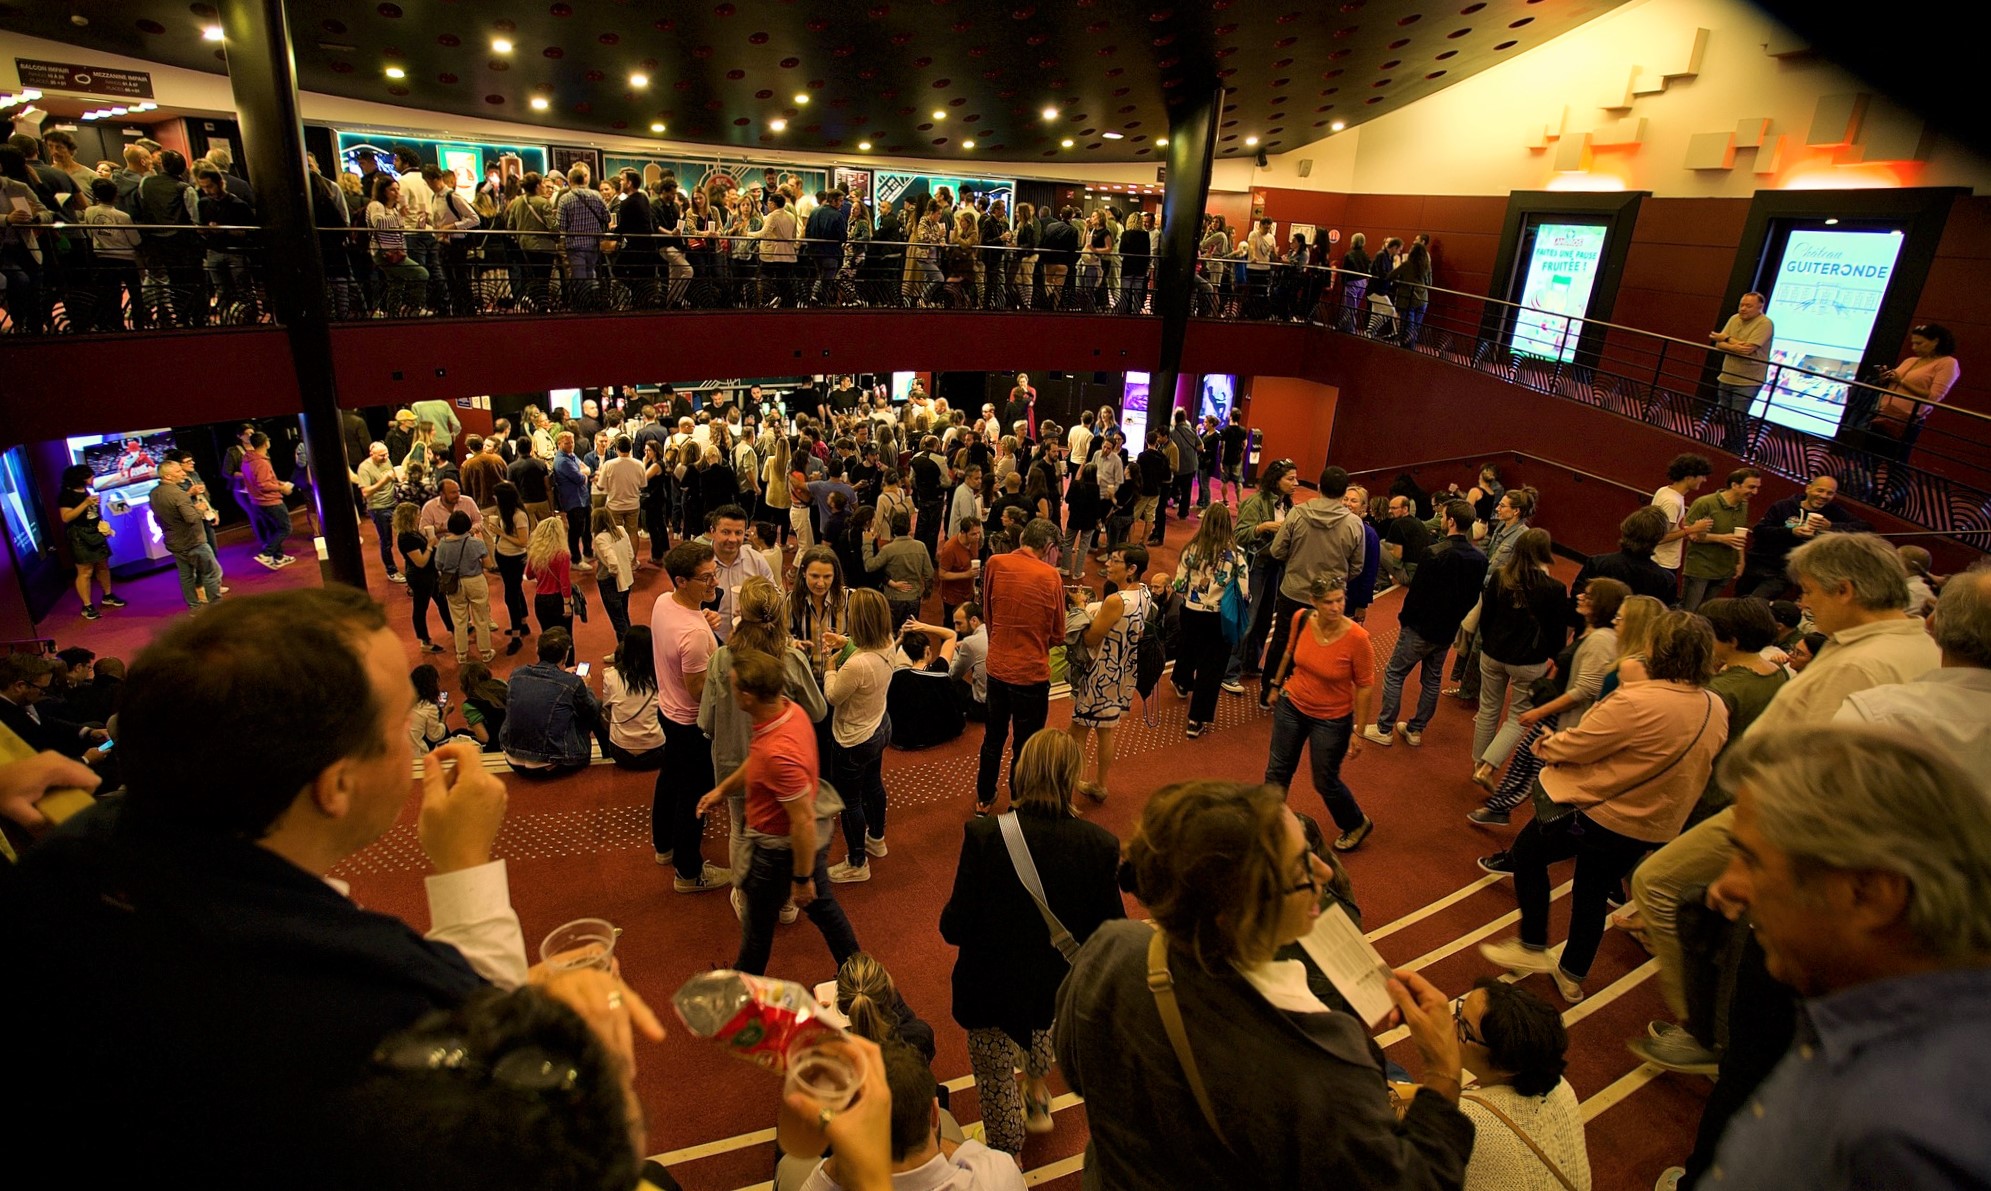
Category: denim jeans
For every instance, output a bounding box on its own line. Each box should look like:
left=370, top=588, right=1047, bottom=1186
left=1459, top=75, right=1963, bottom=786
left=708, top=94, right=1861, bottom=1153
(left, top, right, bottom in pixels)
left=1265, top=700, right=1365, bottom=831
left=835, top=713, right=892, bottom=859
left=1473, top=654, right=1549, bottom=767
left=735, top=837, right=862, bottom=977
left=1678, top=574, right=1731, bottom=612
left=1374, top=624, right=1451, bottom=734
left=976, top=676, right=1049, bottom=806
left=251, top=503, right=291, bottom=558
left=173, top=544, right=222, bottom=608
left=369, top=508, right=399, bottom=575
left=1713, top=383, right=1760, bottom=454
left=1512, top=812, right=1651, bottom=979
left=599, top=581, right=630, bottom=640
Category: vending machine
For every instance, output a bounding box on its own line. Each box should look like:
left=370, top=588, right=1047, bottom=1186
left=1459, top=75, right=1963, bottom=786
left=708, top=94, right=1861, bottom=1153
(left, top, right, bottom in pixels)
left=66, top=429, right=178, bottom=575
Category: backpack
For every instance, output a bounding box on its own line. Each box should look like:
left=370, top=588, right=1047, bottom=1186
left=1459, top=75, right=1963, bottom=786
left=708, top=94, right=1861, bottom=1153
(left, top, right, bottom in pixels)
left=1134, top=598, right=1166, bottom=705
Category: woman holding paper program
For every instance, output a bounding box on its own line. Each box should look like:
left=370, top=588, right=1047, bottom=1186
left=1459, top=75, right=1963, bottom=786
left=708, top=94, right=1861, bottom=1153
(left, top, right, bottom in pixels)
left=1057, top=780, right=1473, bottom=1189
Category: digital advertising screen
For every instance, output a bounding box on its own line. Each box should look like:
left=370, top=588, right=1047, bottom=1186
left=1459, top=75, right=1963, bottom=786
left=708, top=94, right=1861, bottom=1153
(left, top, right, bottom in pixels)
left=0, top=446, right=48, bottom=565
left=67, top=429, right=174, bottom=491
left=1121, top=371, right=1153, bottom=451
left=873, top=172, right=1017, bottom=215
left=1760, top=228, right=1906, bottom=437
left=890, top=372, right=931, bottom=404
left=1509, top=222, right=1608, bottom=363
left=336, top=131, right=547, bottom=204
left=1199, top=374, right=1236, bottom=425
left=547, top=389, right=584, bottom=418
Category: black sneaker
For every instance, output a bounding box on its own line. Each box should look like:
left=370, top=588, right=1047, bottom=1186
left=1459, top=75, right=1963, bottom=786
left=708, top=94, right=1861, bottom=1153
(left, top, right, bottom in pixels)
left=1477, top=852, right=1515, bottom=875
left=101, top=594, right=128, bottom=608
left=81, top=604, right=101, bottom=621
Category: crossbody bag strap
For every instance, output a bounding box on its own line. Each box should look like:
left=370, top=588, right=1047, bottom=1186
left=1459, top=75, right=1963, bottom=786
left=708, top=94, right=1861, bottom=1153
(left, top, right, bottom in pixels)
left=1459, top=1093, right=1576, bottom=1191
left=1145, top=930, right=1232, bottom=1152
left=1603, top=691, right=1715, bottom=802
left=997, top=813, right=1080, bottom=961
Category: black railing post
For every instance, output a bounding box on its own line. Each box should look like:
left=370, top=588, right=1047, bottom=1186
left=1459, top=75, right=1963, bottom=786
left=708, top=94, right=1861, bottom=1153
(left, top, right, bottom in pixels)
left=215, top=0, right=366, bottom=588
left=1152, top=86, right=1223, bottom=411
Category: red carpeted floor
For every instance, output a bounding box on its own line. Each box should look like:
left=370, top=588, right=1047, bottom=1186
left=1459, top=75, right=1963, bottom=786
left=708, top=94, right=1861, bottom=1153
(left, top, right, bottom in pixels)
left=49, top=506, right=1705, bottom=1191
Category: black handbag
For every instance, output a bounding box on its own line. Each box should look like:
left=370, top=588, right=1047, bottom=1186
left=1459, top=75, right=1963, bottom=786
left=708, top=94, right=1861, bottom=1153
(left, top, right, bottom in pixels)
left=1532, top=692, right=1714, bottom=825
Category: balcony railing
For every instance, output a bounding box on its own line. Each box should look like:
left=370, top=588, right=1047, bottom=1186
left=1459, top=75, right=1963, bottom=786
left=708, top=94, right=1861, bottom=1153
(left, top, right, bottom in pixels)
left=4, top=224, right=1984, bottom=544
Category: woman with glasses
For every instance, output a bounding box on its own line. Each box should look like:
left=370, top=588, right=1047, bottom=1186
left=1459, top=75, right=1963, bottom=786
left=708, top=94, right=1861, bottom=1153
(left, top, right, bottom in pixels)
left=1451, top=980, right=1592, bottom=1190
left=1056, top=779, right=1472, bottom=1187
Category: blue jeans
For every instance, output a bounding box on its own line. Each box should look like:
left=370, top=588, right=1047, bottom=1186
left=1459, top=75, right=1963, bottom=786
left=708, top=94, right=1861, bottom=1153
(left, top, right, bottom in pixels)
left=599, top=581, right=630, bottom=640
left=835, top=714, right=892, bottom=860
left=173, top=544, right=222, bottom=608
left=1679, top=574, right=1730, bottom=612
left=251, top=503, right=290, bottom=558
left=1265, top=700, right=1365, bottom=831
left=735, top=837, right=862, bottom=977
left=1375, top=624, right=1450, bottom=734
left=369, top=508, right=399, bottom=575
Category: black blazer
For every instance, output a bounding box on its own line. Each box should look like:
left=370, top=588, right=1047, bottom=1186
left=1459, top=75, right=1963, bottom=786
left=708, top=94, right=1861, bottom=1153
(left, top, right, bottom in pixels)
left=939, top=809, right=1124, bottom=1043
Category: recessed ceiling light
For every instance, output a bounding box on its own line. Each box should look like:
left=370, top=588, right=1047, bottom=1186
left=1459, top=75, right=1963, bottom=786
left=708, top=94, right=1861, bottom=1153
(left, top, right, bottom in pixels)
left=1245, top=136, right=1259, bottom=146
left=858, top=141, right=872, bottom=150
left=962, top=140, right=975, bottom=148
left=932, top=110, right=946, bottom=120
left=629, top=72, right=649, bottom=88
left=769, top=118, right=787, bottom=131
left=1061, top=138, right=1074, bottom=148
left=650, top=121, right=666, bottom=133
left=1330, top=120, right=1346, bottom=132
left=201, top=24, right=224, bottom=41
left=1155, top=136, right=1168, bottom=146
left=794, top=93, right=810, bottom=105
left=1042, top=107, right=1059, bottom=121
left=1101, top=131, right=1123, bottom=140
left=384, top=66, right=405, bottom=79
left=529, top=96, right=548, bottom=110
left=491, top=37, right=513, bottom=53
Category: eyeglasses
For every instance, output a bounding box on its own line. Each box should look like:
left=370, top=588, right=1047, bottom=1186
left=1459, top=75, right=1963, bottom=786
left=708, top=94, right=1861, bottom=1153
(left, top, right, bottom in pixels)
left=373, top=1034, right=581, bottom=1094
left=1452, top=995, right=1485, bottom=1047
left=1283, top=852, right=1325, bottom=897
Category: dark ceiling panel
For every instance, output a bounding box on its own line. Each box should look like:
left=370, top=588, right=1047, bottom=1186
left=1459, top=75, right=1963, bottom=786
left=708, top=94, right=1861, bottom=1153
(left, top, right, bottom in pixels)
left=1, top=0, right=1626, bottom=163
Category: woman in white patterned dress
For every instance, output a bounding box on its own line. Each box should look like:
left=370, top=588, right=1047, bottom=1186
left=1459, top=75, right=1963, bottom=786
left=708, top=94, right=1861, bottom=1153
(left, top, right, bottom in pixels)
left=1065, top=544, right=1153, bottom=802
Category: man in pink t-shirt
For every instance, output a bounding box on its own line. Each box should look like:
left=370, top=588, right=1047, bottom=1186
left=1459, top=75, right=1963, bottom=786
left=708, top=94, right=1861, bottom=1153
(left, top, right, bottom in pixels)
left=697, top=650, right=862, bottom=976
left=651, top=540, right=730, bottom=893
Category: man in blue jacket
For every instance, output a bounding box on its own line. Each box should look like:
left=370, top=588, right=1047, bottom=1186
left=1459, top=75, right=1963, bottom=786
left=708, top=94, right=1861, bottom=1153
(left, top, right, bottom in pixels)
left=500, top=628, right=611, bottom=776
left=803, top=188, right=848, bottom=306
left=552, top=430, right=595, bottom=570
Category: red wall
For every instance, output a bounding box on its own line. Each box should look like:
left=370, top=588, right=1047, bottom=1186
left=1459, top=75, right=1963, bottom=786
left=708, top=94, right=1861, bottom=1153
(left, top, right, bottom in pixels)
left=1256, top=187, right=1509, bottom=299
left=1241, top=377, right=1339, bottom=481
left=1908, top=195, right=1991, bottom=475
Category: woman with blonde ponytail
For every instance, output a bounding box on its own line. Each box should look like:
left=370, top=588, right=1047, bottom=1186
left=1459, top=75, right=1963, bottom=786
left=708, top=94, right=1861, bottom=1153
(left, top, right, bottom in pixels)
left=523, top=515, right=573, bottom=657
left=830, top=951, right=937, bottom=1063
left=697, top=575, right=828, bottom=923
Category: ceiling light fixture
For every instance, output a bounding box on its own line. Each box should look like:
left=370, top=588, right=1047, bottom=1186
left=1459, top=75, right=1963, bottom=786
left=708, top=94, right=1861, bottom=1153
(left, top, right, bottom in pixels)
left=1155, top=136, right=1168, bottom=147
left=1061, top=138, right=1074, bottom=148
left=962, top=140, right=975, bottom=148
left=1101, top=131, right=1123, bottom=140
left=794, top=93, right=810, bottom=104
left=858, top=140, right=872, bottom=150
left=629, top=72, right=649, bottom=88
left=1330, top=120, right=1346, bottom=132
left=651, top=121, right=666, bottom=132
left=1244, top=135, right=1259, bottom=146
left=529, top=96, right=549, bottom=110
left=769, top=118, right=788, bottom=131
left=1042, top=107, right=1059, bottom=121
left=384, top=66, right=406, bottom=79
left=491, top=37, right=513, bottom=53
left=932, top=110, right=946, bottom=120
left=202, top=24, right=224, bottom=41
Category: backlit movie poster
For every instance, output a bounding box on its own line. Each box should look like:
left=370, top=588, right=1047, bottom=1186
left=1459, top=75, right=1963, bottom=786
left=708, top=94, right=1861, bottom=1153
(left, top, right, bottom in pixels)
left=1761, top=229, right=1906, bottom=437
left=1509, top=222, right=1607, bottom=364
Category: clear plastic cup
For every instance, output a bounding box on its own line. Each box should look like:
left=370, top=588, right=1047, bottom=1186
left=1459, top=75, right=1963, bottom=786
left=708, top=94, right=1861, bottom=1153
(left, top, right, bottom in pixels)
left=540, top=917, right=618, bottom=973
left=784, top=1037, right=866, bottom=1112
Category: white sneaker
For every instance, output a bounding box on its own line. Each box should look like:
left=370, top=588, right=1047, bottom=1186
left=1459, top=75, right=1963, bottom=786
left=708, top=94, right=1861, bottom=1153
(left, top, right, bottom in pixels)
left=1395, top=722, right=1423, bottom=747
left=654, top=851, right=674, bottom=867
left=827, top=860, right=871, bottom=883
left=864, top=833, right=888, bottom=858
left=1479, top=938, right=1556, bottom=975
left=780, top=900, right=801, bottom=924
left=1358, top=725, right=1393, bottom=747
left=730, top=887, right=747, bottom=922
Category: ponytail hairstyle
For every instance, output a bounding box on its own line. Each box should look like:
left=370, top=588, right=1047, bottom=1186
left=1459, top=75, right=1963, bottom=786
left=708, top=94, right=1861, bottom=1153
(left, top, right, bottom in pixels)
left=729, top=575, right=791, bottom=658
left=834, top=952, right=903, bottom=1045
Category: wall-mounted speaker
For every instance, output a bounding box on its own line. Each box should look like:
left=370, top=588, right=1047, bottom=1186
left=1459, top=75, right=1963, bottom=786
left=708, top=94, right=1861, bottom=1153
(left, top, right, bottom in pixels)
left=1297, top=159, right=1314, bottom=178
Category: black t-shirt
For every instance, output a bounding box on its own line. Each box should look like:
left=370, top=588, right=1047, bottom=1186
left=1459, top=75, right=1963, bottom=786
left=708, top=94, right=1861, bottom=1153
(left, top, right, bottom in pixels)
left=1028, top=460, right=1063, bottom=525
left=830, top=385, right=862, bottom=413
left=1384, top=515, right=1433, bottom=566
left=507, top=455, right=551, bottom=503
left=1220, top=424, right=1247, bottom=468
left=1002, top=397, right=1032, bottom=432
left=1120, top=226, right=1152, bottom=270
left=1137, top=448, right=1171, bottom=496
left=910, top=453, right=944, bottom=503
left=397, top=531, right=434, bottom=575
left=1089, top=226, right=1110, bottom=252
left=1199, top=429, right=1222, bottom=471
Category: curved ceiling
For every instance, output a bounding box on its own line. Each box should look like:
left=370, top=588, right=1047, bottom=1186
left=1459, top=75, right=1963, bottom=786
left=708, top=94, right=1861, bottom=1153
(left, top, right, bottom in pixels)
left=1, top=0, right=1626, bottom=163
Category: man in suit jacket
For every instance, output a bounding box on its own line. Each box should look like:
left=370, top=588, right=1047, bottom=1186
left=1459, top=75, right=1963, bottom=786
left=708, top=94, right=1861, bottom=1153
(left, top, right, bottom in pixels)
left=0, top=653, right=104, bottom=758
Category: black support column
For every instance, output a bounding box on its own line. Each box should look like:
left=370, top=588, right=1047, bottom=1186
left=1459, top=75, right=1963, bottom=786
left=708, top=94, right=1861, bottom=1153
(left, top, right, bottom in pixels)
left=1151, top=86, right=1224, bottom=415
left=217, top=0, right=366, bottom=587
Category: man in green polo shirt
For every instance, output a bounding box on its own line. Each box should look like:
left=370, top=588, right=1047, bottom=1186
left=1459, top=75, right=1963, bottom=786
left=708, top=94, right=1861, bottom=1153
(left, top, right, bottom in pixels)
left=1681, top=466, right=1762, bottom=611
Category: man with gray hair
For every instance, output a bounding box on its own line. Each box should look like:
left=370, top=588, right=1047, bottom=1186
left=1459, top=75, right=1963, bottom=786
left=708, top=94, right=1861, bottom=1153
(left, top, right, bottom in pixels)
left=1698, top=725, right=1991, bottom=1189
left=1835, top=562, right=1991, bottom=770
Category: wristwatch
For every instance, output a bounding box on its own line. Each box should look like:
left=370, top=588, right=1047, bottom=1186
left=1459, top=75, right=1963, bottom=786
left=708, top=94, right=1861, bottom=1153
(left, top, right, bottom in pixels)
left=791, top=873, right=813, bottom=885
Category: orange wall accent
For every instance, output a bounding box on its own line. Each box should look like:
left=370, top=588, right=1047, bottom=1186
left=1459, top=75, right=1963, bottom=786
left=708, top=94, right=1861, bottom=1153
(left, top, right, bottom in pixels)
left=1242, top=376, right=1339, bottom=483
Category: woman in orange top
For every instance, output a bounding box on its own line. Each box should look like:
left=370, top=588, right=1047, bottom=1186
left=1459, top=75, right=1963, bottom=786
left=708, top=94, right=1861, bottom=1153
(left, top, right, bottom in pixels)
left=1264, top=574, right=1376, bottom=852
left=1869, top=322, right=1961, bottom=505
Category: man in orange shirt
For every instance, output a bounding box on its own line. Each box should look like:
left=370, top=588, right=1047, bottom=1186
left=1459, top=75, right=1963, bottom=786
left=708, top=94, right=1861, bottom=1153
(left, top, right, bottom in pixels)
left=937, top=517, right=983, bottom=627
left=973, top=518, right=1066, bottom=812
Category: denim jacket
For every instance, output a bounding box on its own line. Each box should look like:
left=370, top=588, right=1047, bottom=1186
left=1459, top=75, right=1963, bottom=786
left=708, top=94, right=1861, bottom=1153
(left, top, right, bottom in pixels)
left=500, top=663, right=600, bottom=766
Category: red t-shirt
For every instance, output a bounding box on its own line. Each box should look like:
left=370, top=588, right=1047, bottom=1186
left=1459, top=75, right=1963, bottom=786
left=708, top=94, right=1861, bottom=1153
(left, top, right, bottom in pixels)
left=528, top=551, right=571, bottom=596
left=937, top=534, right=977, bottom=604
left=982, top=549, right=1064, bottom=684
left=746, top=699, right=819, bottom=835
left=1281, top=613, right=1375, bottom=720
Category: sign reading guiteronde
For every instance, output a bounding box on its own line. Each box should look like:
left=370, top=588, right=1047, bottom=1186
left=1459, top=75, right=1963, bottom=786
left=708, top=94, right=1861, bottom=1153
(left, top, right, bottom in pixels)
left=15, top=59, right=155, bottom=100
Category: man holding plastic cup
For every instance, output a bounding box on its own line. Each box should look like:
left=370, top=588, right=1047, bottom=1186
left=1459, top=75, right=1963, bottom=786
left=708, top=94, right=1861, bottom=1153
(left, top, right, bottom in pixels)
left=699, top=648, right=863, bottom=976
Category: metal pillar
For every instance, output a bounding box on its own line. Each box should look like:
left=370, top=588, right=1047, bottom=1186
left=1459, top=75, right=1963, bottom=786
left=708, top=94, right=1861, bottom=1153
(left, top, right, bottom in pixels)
left=1151, top=87, right=1224, bottom=419
left=216, top=0, right=366, bottom=587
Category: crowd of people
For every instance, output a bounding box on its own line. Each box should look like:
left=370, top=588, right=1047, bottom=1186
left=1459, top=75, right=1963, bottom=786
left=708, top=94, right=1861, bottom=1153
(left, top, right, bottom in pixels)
left=4, top=364, right=1989, bottom=1191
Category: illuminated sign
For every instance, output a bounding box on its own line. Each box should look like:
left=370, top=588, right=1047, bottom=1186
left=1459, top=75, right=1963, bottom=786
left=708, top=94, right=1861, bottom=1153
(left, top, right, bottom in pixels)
left=1760, top=229, right=1905, bottom=437
left=1509, top=222, right=1608, bottom=363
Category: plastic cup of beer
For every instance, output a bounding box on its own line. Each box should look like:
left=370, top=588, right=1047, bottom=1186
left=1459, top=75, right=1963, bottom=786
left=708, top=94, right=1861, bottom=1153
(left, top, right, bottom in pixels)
left=540, top=917, right=618, bottom=973
left=785, top=1035, right=867, bottom=1113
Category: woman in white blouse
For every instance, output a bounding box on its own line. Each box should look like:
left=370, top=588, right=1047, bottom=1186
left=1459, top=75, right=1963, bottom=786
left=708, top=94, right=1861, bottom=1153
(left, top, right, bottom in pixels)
left=598, top=626, right=666, bottom=769
left=823, top=590, right=897, bottom=884
left=590, top=507, right=635, bottom=643
left=1453, top=979, right=1592, bottom=1190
